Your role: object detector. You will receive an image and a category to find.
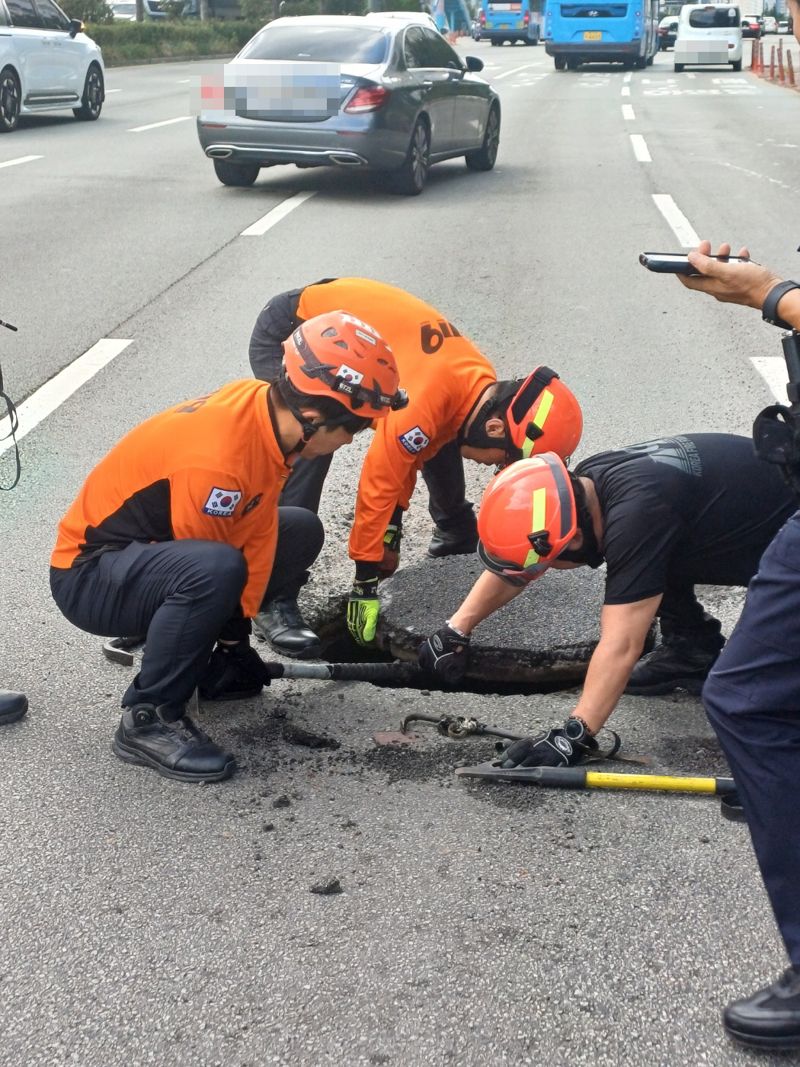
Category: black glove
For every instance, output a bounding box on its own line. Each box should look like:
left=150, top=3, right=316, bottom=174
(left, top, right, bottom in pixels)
left=198, top=640, right=271, bottom=702
left=418, top=625, right=471, bottom=686
left=499, top=718, right=599, bottom=768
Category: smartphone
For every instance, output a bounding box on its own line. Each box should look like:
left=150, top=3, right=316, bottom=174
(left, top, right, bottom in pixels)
left=639, top=252, right=751, bottom=276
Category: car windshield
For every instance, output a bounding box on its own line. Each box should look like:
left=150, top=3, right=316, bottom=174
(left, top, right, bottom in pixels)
left=240, top=25, right=390, bottom=64
left=688, top=6, right=740, bottom=26
left=113, top=3, right=135, bottom=11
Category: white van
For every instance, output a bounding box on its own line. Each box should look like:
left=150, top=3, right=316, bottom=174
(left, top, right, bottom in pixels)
left=674, top=3, right=743, bottom=71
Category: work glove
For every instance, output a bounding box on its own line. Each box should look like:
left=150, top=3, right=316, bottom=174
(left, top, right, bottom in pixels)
left=378, top=522, right=402, bottom=579
left=347, top=577, right=381, bottom=647
left=198, top=639, right=272, bottom=702
left=499, top=717, right=600, bottom=769
left=418, top=624, right=471, bottom=686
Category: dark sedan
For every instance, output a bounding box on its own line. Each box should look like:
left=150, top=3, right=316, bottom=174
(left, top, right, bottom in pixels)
left=196, top=15, right=500, bottom=195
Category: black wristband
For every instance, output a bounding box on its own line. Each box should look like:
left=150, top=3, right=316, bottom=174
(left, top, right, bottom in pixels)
left=762, top=280, right=800, bottom=331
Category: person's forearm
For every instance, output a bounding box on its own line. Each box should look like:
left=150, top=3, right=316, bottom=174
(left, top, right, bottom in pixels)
left=570, top=639, right=643, bottom=733
left=449, top=571, right=524, bottom=634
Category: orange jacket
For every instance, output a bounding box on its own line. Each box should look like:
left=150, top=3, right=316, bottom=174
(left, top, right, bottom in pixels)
left=295, top=279, right=497, bottom=563
left=51, top=380, right=292, bottom=618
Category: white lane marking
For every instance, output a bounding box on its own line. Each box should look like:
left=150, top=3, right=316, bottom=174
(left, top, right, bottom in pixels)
left=652, top=193, right=701, bottom=247
left=177, top=78, right=191, bottom=83
left=622, top=103, right=635, bottom=119
left=621, top=85, right=631, bottom=96
left=128, top=116, right=191, bottom=133
left=106, top=88, right=121, bottom=93
left=623, top=71, right=632, bottom=82
left=0, top=339, right=133, bottom=457
left=630, top=133, right=651, bottom=162
left=0, top=155, right=42, bottom=170
left=241, top=191, right=316, bottom=237
left=751, top=357, right=789, bottom=403
left=687, top=71, right=696, bottom=78
left=494, top=63, right=536, bottom=79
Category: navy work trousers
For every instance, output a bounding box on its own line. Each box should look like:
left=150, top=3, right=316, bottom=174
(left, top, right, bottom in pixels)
left=50, top=507, right=323, bottom=711
left=703, top=509, right=800, bottom=967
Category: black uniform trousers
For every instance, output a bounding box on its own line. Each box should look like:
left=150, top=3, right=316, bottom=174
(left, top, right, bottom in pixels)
left=50, top=507, right=323, bottom=714
left=703, top=510, right=800, bottom=967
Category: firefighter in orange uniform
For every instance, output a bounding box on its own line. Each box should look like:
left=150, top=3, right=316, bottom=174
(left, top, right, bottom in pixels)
left=50, top=312, right=405, bottom=784
left=249, top=278, right=583, bottom=651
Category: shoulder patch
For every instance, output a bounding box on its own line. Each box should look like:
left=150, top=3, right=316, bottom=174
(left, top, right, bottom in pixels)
left=202, top=487, right=242, bottom=518
left=398, top=426, right=430, bottom=455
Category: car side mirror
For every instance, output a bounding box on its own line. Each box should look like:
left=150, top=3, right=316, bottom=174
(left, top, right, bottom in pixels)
left=465, top=55, right=484, bottom=72
left=68, top=18, right=83, bottom=36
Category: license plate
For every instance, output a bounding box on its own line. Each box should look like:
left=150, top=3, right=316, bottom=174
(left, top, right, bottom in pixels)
left=499, top=22, right=510, bottom=26
left=583, top=29, right=601, bottom=39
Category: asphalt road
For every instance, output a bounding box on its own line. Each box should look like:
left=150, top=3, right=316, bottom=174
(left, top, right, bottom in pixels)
left=1, top=39, right=800, bottom=1066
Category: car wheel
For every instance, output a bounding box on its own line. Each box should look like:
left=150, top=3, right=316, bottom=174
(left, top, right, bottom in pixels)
left=731, top=58, right=742, bottom=70
left=213, top=159, right=260, bottom=187
left=634, top=55, right=646, bottom=68
left=73, top=64, right=104, bottom=121
left=0, top=66, right=20, bottom=134
left=646, top=51, right=654, bottom=65
left=465, top=104, right=500, bottom=172
left=674, top=63, right=684, bottom=72
left=388, top=118, right=430, bottom=195
left=566, top=57, right=580, bottom=69
left=554, top=56, right=567, bottom=69
left=490, top=39, right=500, bottom=45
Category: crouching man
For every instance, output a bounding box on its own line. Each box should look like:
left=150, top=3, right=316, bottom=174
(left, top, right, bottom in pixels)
left=50, top=312, right=404, bottom=783
left=419, top=434, right=795, bottom=767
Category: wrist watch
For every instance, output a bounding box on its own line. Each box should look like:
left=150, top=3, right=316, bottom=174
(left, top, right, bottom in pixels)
left=762, top=280, right=800, bottom=331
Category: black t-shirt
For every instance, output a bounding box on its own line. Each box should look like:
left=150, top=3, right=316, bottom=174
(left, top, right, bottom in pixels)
left=574, top=433, right=796, bottom=605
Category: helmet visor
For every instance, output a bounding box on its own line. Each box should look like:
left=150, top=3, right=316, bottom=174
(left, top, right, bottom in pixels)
left=477, top=539, right=550, bottom=584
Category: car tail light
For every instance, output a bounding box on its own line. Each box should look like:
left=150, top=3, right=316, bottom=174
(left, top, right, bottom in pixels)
left=479, top=10, right=485, bottom=23
left=344, top=86, right=390, bottom=113
left=523, top=10, right=530, bottom=23
left=200, top=75, right=224, bottom=104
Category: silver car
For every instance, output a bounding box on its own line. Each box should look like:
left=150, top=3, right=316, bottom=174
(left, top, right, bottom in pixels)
left=196, top=15, right=500, bottom=195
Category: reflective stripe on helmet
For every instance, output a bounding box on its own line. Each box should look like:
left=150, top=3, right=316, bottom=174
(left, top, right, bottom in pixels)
left=523, top=487, right=548, bottom=568
left=521, top=388, right=554, bottom=459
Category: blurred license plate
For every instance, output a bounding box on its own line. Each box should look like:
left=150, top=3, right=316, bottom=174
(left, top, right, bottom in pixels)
left=226, top=61, right=341, bottom=121
left=583, top=30, right=602, bottom=39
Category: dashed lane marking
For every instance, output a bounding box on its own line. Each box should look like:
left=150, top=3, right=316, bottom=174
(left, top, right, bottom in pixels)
left=751, top=357, right=790, bottom=403
left=630, top=133, right=651, bottom=161
left=494, top=63, right=537, bottom=79
left=240, top=190, right=316, bottom=237
left=0, top=155, right=42, bottom=170
left=128, top=116, right=192, bottom=132
left=622, top=103, right=635, bottom=119
left=652, top=193, right=700, bottom=246
left=621, top=85, right=631, bottom=96
left=0, top=339, right=133, bottom=458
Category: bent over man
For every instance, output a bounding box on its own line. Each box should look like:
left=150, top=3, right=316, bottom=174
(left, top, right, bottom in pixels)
left=419, top=434, right=795, bottom=766
left=50, top=312, right=405, bottom=784
left=249, top=277, right=583, bottom=652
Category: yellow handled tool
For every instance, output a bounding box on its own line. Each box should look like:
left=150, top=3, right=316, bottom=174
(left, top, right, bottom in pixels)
left=455, top=762, right=736, bottom=796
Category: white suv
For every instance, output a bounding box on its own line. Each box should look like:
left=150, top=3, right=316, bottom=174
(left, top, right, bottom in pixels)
left=0, top=0, right=104, bottom=132
left=674, top=3, right=743, bottom=71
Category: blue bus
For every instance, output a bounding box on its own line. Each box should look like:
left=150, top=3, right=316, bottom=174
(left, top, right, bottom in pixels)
left=543, top=0, right=659, bottom=67
left=479, top=0, right=543, bottom=45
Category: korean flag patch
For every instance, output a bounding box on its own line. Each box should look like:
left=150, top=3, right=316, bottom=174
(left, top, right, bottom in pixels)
left=398, top=426, right=430, bottom=455
left=202, top=487, right=242, bottom=518
left=336, top=364, right=363, bottom=386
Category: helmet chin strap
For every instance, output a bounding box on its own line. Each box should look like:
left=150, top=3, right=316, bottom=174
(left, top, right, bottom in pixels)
left=459, top=381, right=518, bottom=455
left=558, top=476, right=604, bottom=568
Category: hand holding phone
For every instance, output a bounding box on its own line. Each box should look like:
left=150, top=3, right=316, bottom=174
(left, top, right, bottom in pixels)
left=639, top=252, right=752, bottom=276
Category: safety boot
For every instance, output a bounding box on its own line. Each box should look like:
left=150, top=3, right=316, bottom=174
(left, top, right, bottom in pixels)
left=427, top=521, right=479, bottom=559
left=724, top=966, right=800, bottom=1049
left=253, top=598, right=322, bottom=659
left=625, top=638, right=721, bottom=696
left=0, top=689, right=28, bottom=725
left=112, top=703, right=235, bottom=783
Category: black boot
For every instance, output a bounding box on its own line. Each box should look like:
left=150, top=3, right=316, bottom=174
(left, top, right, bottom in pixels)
left=427, top=521, right=479, bottom=559
left=625, top=638, right=721, bottom=695
left=0, top=690, right=28, bottom=725
left=724, top=966, right=800, bottom=1049
left=254, top=598, right=322, bottom=659
left=112, top=703, right=235, bottom=783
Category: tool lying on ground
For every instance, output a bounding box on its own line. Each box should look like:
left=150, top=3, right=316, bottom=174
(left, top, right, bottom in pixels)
left=455, top=762, right=737, bottom=797
left=102, top=637, right=428, bottom=684
left=400, top=712, right=526, bottom=741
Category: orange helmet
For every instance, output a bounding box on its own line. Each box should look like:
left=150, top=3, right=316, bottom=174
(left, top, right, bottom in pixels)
left=477, top=452, right=578, bottom=579
left=505, top=367, right=583, bottom=463
left=281, top=310, right=407, bottom=419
